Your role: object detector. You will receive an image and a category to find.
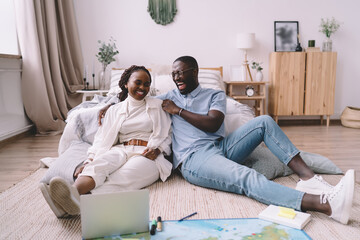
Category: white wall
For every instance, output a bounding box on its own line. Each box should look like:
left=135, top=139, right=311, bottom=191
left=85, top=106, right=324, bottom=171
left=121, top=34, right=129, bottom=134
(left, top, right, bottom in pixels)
left=74, top=0, right=360, bottom=118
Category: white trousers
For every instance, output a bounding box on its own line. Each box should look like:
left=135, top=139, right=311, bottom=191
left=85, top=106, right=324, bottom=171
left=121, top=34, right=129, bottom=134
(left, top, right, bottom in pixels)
left=79, top=145, right=160, bottom=194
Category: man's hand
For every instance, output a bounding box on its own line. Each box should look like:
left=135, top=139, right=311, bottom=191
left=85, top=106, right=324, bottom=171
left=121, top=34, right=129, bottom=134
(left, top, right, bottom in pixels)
left=161, top=99, right=181, bottom=115
left=98, top=104, right=112, bottom=125
left=142, top=148, right=161, bottom=160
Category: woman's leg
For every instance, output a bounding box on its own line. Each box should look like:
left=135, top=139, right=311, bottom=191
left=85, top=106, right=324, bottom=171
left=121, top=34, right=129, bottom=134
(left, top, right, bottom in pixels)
left=91, top=155, right=159, bottom=194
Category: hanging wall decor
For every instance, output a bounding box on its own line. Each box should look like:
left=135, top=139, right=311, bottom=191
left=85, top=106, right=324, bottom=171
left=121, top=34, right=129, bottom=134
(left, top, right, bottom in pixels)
left=148, top=0, right=177, bottom=25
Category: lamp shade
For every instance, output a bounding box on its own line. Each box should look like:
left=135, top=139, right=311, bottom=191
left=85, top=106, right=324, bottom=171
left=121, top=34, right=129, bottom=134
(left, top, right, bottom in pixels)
left=236, top=33, right=255, bottom=49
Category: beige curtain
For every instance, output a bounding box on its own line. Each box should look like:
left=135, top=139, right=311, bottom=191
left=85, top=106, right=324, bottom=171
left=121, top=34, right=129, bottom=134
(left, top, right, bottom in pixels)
left=14, top=0, right=83, bottom=134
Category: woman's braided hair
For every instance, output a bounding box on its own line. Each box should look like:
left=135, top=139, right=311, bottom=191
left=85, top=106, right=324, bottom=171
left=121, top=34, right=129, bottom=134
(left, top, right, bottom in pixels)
left=117, top=65, right=152, bottom=102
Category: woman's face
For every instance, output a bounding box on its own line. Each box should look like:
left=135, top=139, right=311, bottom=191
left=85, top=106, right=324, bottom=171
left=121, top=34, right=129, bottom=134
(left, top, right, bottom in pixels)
left=125, top=70, right=151, bottom=101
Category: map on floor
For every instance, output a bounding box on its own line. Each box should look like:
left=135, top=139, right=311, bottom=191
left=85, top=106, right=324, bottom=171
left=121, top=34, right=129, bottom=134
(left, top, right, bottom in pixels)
left=103, top=218, right=311, bottom=240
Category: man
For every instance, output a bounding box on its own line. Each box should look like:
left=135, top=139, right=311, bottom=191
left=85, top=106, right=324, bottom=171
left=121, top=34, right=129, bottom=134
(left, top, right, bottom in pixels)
left=157, top=56, right=354, bottom=224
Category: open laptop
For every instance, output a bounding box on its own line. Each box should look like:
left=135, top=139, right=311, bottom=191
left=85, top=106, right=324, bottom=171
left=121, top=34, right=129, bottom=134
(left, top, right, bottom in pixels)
left=80, top=189, right=149, bottom=239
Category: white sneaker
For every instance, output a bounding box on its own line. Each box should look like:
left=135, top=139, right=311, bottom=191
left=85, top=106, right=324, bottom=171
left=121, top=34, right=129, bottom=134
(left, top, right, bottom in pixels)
left=39, top=182, right=70, bottom=218
left=320, top=169, right=355, bottom=224
left=49, top=177, right=80, bottom=215
left=296, top=175, right=334, bottom=195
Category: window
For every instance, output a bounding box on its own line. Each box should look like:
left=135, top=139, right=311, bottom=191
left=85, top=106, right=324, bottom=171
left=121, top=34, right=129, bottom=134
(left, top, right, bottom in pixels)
left=0, top=0, right=19, bottom=55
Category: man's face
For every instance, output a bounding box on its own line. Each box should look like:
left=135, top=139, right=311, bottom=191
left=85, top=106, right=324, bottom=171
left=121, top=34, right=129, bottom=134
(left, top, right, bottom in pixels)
left=171, top=61, right=199, bottom=95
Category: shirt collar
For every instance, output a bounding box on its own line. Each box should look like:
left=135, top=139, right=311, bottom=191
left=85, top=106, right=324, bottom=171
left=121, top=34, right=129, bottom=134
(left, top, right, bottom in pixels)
left=178, top=84, right=202, bottom=98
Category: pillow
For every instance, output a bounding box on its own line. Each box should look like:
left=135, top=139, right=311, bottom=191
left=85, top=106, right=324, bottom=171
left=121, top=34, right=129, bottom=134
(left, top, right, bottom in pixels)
left=150, top=74, right=176, bottom=96
left=107, top=69, right=125, bottom=96
left=224, top=97, right=255, bottom=136
left=243, top=146, right=343, bottom=180
left=198, top=69, right=225, bottom=92
left=40, top=141, right=90, bottom=184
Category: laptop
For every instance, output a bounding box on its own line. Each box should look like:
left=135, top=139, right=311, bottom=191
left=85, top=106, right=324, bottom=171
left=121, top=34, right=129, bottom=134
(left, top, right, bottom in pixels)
left=80, top=189, right=149, bottom=239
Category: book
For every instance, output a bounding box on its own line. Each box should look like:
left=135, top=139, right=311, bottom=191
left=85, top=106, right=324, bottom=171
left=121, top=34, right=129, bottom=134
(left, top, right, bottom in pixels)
left=258, top=205, right=311, bottom=229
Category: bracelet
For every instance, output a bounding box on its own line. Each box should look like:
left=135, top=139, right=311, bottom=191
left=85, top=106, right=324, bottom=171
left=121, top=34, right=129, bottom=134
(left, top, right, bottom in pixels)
left=178, top=108, right=183, bottom=116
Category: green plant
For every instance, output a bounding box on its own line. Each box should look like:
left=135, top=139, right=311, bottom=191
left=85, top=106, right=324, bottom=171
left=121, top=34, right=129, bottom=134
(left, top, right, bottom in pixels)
left=96, top=37, right=119, bottom=67
left=251, top=61, right=263, bottom=71
left=319, top=17, right=341, bottom=38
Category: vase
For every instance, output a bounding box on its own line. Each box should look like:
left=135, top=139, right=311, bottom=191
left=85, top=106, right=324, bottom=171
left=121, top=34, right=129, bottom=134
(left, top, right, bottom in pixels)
left=255, top=70, right=263, bottom=82
left=322, top=38, right=332, bottom=52
left=98, top=64, right=108, bottom=90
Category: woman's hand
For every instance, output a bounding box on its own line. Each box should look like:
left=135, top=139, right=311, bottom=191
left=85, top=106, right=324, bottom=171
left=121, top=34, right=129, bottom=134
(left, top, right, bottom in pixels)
left=73, top=159, right=92, bottom=178
left=98, top=104, right=112, bottom=126
left=142, top=148, right=161, bottom=160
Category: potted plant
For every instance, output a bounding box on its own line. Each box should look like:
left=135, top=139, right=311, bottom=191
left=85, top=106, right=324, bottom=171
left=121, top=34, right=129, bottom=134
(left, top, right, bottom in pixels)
left=96, top=37, right=119, bottom=89
left=251, top=61, right=263, bottom=82
left=319, top=17, right=341, bottom=52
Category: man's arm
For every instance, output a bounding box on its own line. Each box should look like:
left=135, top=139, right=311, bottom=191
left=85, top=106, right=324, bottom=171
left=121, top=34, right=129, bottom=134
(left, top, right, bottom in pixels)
left=161, top=99, right=224, bottom=133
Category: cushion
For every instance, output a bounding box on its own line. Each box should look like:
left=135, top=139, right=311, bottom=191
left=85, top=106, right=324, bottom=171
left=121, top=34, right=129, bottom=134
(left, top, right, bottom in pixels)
left=40, top=141, right=90, bottom=184
left=107, top=69, right=125, bottom=96
left=198, top=69, right=225, bottom=92
left=243, top=146, right=343, bottom=180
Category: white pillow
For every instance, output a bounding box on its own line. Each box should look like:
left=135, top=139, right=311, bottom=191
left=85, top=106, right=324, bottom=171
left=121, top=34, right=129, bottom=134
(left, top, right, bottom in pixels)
left=198, top=69, right=225, bottom=92
left=150, top=74, right=176, bottom=96
left=107, top=69, right=125, bottom=96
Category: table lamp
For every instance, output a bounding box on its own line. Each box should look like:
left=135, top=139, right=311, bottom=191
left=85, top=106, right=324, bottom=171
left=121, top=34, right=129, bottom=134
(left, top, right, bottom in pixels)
left=237, top=33, right=255, bottom=81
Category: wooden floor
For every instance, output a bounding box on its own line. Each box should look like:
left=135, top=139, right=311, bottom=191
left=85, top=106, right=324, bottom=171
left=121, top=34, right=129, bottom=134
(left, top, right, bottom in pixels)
left=0, top=124, right=359, bottom=193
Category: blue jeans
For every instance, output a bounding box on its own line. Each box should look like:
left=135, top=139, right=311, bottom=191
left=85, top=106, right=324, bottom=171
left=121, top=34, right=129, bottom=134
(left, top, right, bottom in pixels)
left=180, top=115, right=305, bottom=210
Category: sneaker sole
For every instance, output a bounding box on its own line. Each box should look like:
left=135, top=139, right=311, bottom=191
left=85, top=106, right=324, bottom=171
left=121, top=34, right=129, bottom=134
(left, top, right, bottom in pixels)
left=339, top=169, right=355, bottom=224
left=50, top=177, right=80, bottom=215
left=39, top=182, right=67, bottom=218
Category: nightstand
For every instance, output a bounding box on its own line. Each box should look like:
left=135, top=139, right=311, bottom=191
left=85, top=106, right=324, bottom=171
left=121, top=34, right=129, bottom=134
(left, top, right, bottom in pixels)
left=224, top=81, right=268, bottom=116
left=76, top=90, right=109, bottom=102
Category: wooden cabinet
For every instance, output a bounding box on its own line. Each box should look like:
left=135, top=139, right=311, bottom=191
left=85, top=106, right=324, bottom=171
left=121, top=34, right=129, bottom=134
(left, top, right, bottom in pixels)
left=268, top=52, right=337, bottom=126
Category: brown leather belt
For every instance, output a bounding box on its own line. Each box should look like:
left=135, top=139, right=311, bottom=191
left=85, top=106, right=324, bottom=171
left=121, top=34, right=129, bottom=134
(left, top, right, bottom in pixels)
left=123, top=139, right=148, bottom=147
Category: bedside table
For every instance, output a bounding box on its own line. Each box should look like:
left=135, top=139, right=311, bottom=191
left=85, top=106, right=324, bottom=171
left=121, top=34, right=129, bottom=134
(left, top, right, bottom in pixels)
left=76, top=90, right=109, bottom=102
left=224, top=81, right=268, bottom=116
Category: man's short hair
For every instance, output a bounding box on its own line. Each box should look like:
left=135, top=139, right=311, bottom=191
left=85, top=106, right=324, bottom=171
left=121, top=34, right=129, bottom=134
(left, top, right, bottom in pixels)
left=174, top=56, right=199, bottom=70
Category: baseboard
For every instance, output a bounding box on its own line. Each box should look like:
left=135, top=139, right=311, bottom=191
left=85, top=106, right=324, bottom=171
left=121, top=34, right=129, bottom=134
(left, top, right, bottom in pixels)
left=278, top=119, right=341, bottom=126
left=0, top=126, right=35, bottom=149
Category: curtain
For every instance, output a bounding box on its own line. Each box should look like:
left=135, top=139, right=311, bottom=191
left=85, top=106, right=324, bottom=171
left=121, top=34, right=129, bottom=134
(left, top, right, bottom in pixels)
left=14, top=0, right=83, bottom=134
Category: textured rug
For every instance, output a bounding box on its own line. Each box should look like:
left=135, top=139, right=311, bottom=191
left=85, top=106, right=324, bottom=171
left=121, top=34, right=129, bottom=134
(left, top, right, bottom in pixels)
left=0, top=168, right=359, bottom=240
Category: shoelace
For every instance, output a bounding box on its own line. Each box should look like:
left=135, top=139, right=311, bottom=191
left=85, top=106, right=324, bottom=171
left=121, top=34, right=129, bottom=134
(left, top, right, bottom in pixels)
left=315, top=176, right=334, bottom=189
left=319, top=181, right=343, bottom=204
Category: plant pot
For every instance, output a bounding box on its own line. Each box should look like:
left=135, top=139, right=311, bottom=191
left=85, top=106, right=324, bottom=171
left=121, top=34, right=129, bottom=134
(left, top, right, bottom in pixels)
left=98, top=64, right=108, bottom=90
left=255, top=70, right=263, bottom=82
left=322, top=38, right=332, bottom=52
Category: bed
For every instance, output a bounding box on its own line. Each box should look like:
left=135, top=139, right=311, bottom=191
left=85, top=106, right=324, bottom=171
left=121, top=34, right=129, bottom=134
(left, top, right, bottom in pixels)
left=40, top=66, right=342, bottom=192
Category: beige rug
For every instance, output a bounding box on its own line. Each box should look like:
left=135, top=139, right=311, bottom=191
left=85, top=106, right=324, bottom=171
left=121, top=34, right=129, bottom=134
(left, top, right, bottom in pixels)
left=0, top=168, right=359, bottom=240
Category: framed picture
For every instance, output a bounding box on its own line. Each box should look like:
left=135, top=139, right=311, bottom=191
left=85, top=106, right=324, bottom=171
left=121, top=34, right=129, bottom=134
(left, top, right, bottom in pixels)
left=274, top=21, right=299, bottom=52
left=230, top=65, right=243, bottom=82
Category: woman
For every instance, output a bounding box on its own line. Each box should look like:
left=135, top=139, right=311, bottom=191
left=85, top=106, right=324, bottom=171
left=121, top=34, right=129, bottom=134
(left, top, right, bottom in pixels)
left=42, top=65, right=172, bottom=217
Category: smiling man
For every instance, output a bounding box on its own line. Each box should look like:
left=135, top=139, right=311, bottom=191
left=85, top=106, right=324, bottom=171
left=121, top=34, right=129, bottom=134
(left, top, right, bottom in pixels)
left=158, top=55, right=355, bottom=225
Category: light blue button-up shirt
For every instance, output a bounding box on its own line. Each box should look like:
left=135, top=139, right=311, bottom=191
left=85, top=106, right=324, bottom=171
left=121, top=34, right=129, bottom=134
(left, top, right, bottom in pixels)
left=157, top=85, right=226, bottom=168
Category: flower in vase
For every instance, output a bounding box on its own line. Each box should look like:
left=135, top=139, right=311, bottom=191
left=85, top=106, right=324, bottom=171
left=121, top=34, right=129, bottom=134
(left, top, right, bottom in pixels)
left=96, top=37, right=119, bottom=68
left=319, top=17, right=341, bottom=38
left=251, top=61, right=263, bottom=71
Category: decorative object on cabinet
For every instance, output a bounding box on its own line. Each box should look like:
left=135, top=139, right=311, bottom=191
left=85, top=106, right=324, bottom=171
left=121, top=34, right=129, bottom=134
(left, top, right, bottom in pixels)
left=340, top=106, right=360, bottom=129
left=268, top=52, right=337, bottom=126
left=274, top=21, right=299, bottom=52
left=147, top=0, right=177, bottom=25
left=245, top=85, right=255, bottom=97
left=319, top=17, right=341, bottom=52
left=96, top=38, right=119, bottom=90
left=224, top=81, right=268, bottom=116
left=251, top=61, right=263, bottom=82
left=308, top=40, right=315, bottom=47
left=236, top=33, right=255, bottom=81
left=230, top=65, right=242, bottom=82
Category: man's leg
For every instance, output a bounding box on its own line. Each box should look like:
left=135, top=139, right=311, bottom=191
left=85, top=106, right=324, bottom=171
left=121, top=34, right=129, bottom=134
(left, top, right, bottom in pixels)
left=181, top=144, right=304, bottom=211
left=222, top=115, right=314, bottom=180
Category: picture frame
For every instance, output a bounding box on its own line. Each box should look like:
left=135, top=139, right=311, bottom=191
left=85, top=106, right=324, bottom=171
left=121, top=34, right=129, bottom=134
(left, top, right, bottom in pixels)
left=230, top=65, right=243, bottom=82
left=274, top=21, right=299, bottom=52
